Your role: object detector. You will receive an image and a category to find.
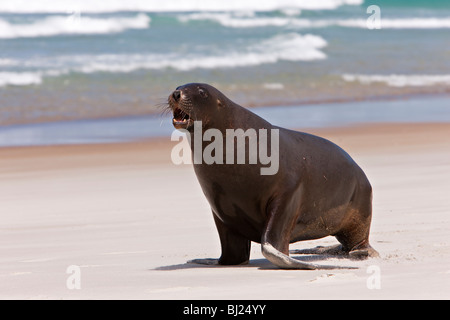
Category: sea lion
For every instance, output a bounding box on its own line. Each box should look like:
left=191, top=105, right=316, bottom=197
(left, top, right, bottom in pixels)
left=168, top=83, right=378, bottom=269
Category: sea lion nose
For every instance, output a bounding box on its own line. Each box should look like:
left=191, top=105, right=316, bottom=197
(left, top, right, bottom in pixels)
left=172, top=90, right=181, bottom=101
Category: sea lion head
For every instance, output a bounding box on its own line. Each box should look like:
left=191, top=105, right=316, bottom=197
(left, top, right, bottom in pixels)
left=168, top=83, right=226, bottom=131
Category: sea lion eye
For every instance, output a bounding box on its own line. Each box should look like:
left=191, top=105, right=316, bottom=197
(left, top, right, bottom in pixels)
left=198, top=88, right=208, bottom=98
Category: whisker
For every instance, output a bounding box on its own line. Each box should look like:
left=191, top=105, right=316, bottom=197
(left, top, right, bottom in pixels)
left=154, top=98, right=172, bottom=119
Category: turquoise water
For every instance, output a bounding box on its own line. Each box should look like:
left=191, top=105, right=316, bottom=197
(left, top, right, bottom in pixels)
left=0, top=0, right=449, bottom=135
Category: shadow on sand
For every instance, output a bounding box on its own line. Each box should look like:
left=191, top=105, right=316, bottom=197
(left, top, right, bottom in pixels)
left=153, top=254, right=358, bottom=271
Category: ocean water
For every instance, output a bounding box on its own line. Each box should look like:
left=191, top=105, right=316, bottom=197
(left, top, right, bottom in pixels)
left=0, top=0, right=449, bottom=144
left=1, top=96, right=450, bottom=147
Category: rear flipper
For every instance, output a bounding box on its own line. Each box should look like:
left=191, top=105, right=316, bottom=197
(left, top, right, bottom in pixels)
left=290, top=244, right=345, bottom=256
left=290, top=243, right=379, bottom=260
left=348, top=245, right=379, bottom=260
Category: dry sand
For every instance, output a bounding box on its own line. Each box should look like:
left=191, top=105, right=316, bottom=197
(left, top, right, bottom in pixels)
left=0, top=123, right=449, bottom=300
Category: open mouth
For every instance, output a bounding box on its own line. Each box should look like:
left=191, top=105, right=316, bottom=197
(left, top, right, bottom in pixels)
left=172, top=106, right=191, bottom=128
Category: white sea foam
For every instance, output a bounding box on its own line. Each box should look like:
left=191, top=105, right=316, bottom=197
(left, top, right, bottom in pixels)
left=0, top=13, right=150, bottom=39
left=180, top=14, right=450, bottom=29
left=0, top=0, right=363, bottom=13
left=342, top=74, right=450, bottom=87
left=0, top=58, right=19, bottom=66
left=263, top=83, right=285, bottom=90
left=0, top=66, right=71, bottom=87
left=378, top=18, right=450, bottom=29
left=8, top=33, right=326, bottom=75
left=255, top=33, right=327, bottom=61
left=329, top=18, right=450, bottom=29
left=0, top=33, right=326, bottom=87
left=78, top=33, right=326, bottom=72
left=0, top=72, right=43, bottom=87
left=179, top=12, right=295, bottom=28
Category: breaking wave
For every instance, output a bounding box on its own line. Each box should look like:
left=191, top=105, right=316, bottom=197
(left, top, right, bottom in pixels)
left=342, top=74, right=450, bottom=87
left=179, top=13, right=450, bottom=29
left=0, top=13, right=150, bottom=39
left=68, top=33, right=327, bottom=72
left=0, top=0, right=363, bottom=13
left=0, top=72, right=43, bottom=87
left=0, top=32, right=327, bottom=88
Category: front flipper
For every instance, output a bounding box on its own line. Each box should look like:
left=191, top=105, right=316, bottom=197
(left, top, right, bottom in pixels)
left=187, top=212, right=250, bottom=266
left=262, top=242, right=317, bottom=270
left=261, top=192, right=318, bottom=270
